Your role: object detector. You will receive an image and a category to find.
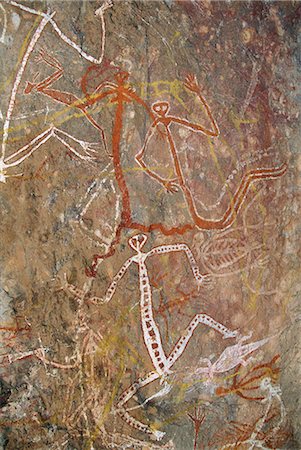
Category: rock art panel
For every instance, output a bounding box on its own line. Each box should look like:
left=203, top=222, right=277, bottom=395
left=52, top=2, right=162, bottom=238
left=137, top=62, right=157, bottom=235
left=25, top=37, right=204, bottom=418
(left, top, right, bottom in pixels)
left=0, top=1, right=299, bottom=449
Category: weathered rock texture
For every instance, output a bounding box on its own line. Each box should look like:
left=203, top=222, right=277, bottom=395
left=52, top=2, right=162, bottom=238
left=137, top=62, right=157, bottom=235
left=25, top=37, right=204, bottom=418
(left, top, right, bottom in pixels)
left=0, top=1, right=300, bottom=449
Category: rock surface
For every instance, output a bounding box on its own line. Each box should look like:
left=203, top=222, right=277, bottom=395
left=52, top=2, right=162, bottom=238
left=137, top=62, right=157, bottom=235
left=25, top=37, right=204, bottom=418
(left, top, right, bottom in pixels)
left=0, top=1, right=299, bottom=448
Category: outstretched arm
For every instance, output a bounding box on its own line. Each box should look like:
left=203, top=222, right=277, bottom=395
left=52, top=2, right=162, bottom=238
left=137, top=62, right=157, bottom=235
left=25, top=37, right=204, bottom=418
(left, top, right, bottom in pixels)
left=172, top=74, right=219, bottom=137
left=127, top=89, right=155, bottom=121
left=34, top=347, right=79, bottom=369
left=89, top=257, right=134, bottom=304
left=148, top=243, right=211, bottom=288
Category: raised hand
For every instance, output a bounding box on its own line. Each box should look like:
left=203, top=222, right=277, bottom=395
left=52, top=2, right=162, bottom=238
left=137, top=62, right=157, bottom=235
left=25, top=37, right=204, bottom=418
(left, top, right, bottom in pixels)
left=184, top=73, right=200, bottom=94
left=34, top=48, right=47, bottom=64
left=78, top=140, right=101, bottom=160
left=163, top=178, right=179, bottom=193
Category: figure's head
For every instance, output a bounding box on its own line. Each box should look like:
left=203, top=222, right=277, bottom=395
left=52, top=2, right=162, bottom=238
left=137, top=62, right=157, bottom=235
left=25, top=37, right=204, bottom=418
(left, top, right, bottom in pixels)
left=115, top=70, right=129, bottom=85
left=81, top=60, right=121, bottom=96
left=128, top=234, right=148, bottom=252
left=152, top=101, right=170, bottom=116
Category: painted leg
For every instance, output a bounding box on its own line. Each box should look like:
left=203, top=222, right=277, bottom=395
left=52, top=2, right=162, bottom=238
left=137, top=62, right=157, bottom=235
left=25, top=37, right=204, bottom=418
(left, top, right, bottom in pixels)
left=221, top=163, right=287, bottom=229
left=52, top=127, right=101, bottom=159
left=3, top=127, right=54, bottom=167
left=166, top=314, right=238, bottom=371
left=51, top=127, right=99, bottom=162
left=124, top=382, right=172, bottom=413
left=1, top=125, right=99, bottom=183
left=115, top=371, right=165, bottom=440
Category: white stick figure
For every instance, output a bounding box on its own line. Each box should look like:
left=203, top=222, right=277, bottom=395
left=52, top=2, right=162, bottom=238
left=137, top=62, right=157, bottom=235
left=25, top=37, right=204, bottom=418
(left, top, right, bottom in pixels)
left=76, top=234, right=241, bottom=440
left=0, top=1, right=113, bottom=182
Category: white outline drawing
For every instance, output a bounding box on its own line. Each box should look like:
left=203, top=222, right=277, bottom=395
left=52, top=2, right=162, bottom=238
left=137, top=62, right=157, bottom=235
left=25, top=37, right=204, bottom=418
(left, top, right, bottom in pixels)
left=248, top=377, right=286, bottom=450
left=71, top=233, right=244, bottom=440
left=193, top=189, right=268, bottom=278
left=71, top=170, right=122, bottom=250
left=54, top=273, right=176, bottom=450
left=4, top=0, right=113, bottom=64
left=0, top=1, right=113, bottom=182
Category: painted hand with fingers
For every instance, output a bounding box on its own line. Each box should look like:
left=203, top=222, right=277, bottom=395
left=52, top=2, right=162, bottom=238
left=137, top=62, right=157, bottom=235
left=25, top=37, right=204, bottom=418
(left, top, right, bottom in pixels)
left=163, top=177, right=179, bottom=193
left=184, top=73, right=201, bottom=94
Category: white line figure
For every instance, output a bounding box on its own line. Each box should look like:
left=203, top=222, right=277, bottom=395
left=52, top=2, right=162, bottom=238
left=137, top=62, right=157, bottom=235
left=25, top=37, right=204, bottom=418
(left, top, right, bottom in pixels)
left=0, top=1, right=113, bottom=182
left=0, top=347, right=48, bottom=366
left=248, top=377, right=286, bottom=450
left=197, top=228, right=269, bottom=279
left=1, top=9, right=54, bottom=169
left=0, top=282, right=102, bottom=374
left=56, top=272, right=177, bottom=448
left=85, top=233, right=241, bottom=440
left=72, top=172, right=122, bottom=250
left=0, top=124, right=100, bottom=182
left=192, top=189, right=281, bottom=299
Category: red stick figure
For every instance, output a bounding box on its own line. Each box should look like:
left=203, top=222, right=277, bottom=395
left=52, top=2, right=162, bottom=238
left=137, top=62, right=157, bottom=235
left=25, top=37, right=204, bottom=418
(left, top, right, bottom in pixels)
left=135, top=74, right=287, bottom=232
left=24, top=54, right=287, bottom=277
left=88, top=73, right=286, bottom=276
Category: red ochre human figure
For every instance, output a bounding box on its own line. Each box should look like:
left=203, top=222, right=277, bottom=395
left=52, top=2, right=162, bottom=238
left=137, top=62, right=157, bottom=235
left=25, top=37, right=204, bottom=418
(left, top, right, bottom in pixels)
left=135, top=74, right=287, bottom=231
left=24, top=54, right=287, bottom=277
left=88, top=73, right=286, bottom=276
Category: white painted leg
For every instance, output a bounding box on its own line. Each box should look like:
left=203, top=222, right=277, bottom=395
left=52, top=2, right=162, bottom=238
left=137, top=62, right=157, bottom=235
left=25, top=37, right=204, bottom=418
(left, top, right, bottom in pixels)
left=3, top=127, right=54, bottom=167
left=124, top=381, right=172, bottom=413
left=166, top=314, right=238, bottom=370
left=1, top=126, right=100, bottom=182
left=115, top=371, right=165, bottom=440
